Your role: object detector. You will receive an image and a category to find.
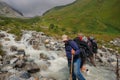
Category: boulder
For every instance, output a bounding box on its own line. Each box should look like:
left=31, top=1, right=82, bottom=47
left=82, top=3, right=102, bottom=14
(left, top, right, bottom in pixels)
left=10, top=46, right=17, bottom=52
left=10, top=58, right=18, bottom=64
left=14, top=60, right=25, bottom=68
left=40, top=53, right=49, bottom=60
left=0, top=72, right=11, bottom=80
left=7, top=75, right=20, bottom=80
left=4, top=38, right=10, bottom=41
left=0, top=33, right=5, bottom=38
left=17, top=49, right=25, bottom=56
left=19, top=71, right=31, bottom=79
left=0, top=55, right=2, bottom=60
left=24, top=62, right=40, bottom=73
left=1, top=66, right=13, bottom=72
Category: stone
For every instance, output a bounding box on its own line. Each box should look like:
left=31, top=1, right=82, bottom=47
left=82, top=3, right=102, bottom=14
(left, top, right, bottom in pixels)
left=40, top=53, right=49, bottom=60
left=25, top=62, right=40, bottom=73
left=17, top=49, right=25, bottom=56
left=14, top=60, right=25, bottom=68
left=19, top=71, right=31, bottom=79
left=0, top=72, right=11, bottom=80
left=10, top=46, right=17, bottom=52
left=4, top=38, right=10, bottom=41
left=2, top=66, right=13, bottom=72
left=10, top=58, right=18, bottom=64
left=0, top=55, right=2, bottom=60
left=111, top=62, right=117, bottom=67
left=7, top=75, right=20, bottom=80
left=0, top=33, right=5, bottom=38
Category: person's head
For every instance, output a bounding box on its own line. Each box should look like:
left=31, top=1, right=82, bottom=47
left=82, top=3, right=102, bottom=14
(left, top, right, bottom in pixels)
left=77, top=33, right=84, bottom=37
left=77, top=33, right=84, bottom=41
left=62, top=34, right=68, bottom=43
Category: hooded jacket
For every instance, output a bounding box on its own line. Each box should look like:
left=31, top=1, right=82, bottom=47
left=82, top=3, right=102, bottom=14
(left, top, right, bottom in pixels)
left=65, top=40, right=80, bottom=60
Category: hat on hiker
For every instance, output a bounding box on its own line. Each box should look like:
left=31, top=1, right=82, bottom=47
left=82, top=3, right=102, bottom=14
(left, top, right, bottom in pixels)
left=62, top=34, right=68, bottom=41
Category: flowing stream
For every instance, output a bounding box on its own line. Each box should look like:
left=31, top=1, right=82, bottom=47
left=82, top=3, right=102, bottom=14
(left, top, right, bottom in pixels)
left=0, top=30, right=116, bottom=80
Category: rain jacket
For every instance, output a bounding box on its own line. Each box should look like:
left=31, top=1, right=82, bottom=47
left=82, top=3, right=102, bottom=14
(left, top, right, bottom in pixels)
left=65, top=40, right=80, bottom=61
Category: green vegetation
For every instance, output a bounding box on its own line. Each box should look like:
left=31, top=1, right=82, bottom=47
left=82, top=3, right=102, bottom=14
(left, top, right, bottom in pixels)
left=0, top=16, right=42, bottom=40
left=42, top=0, right=120, bottom=37
left=0, top=0, right=120, bottom=41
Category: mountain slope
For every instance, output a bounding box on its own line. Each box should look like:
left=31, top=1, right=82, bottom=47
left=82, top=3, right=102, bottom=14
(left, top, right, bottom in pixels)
left=42, top=0, right=120, bottom=35
left=0, top=1, right=23, bottom=17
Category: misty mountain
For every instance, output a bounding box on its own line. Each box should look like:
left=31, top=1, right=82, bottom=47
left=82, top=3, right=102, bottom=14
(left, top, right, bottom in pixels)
left=2, top=0, right=75, bottom=17
left=0, top=1, right=23, bottom=17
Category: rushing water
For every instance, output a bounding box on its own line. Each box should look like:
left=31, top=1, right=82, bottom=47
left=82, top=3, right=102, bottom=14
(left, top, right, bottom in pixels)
left=2, top=0, right=76, bottom=17
left=0, top=30, right=116, bottom=80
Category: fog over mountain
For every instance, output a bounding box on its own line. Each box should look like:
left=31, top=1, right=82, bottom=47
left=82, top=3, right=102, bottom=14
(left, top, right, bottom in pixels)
left=0, top=0, right=23, bottom=17
left=2, top=0, right=75, bottom=17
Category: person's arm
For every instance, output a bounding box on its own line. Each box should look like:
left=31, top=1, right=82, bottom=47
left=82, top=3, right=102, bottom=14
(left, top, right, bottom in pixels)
left=69, top=40, right=80, bottom=55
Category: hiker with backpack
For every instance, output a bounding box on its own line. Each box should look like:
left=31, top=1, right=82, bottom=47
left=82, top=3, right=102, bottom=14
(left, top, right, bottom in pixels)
left=87, top=36, right=98, bottom=62
left=62, top=34, right=86, bottom=80
left=74, top=34, right=96, bottom=68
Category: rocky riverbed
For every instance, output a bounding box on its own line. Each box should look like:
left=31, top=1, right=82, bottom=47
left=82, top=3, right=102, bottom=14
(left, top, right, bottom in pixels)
left=0, top=30, right=120, bottom=80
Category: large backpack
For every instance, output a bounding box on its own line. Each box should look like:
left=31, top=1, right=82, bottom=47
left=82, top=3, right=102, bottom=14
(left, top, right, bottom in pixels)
left=73, top=37, right=93, bottom=58
left=89, top=37, right=98, bottom=53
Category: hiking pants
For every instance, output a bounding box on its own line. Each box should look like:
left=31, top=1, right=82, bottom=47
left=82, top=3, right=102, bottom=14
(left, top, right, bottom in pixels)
left=68, top=58, right=86, bottom=80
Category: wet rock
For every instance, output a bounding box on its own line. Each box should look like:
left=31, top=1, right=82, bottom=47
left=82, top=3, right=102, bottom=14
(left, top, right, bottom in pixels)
left=107, top=55, right=116, bottom=63
left=45, top=44, right=51, bottom=48
left=39, top=61, right=51, bottom=71
left=10, top=46, right=17, bottom=52
left=10, top=58, right=18, bottom=64
left=30, top=39, right=38, bottom=45
left=40, top=53, right=49, bottom=60
left=25, top=62, right=40, bottom=73
left=101, top=46, right=107, bottom=52
left=8, top=69, right=19, bottom=73
left=4, top=38, right=10, bottom=41
left=0, top=33, right=5, bottom=38
left=0, top=72, right=11, bottom=80
left=0, top=55, right=2, bottom=60
left=0, top=61, right=2, bottom=66
left=32, top=45, right=40, bottom=50
left=14, top=60, right=25, bottom=68
left=20, top=71, right=31, bottom=79
left=44, top=39, right=50, bottom=44
left=111, top=62, right=117, bottom=67
left=2, top=66, right=13, bottom=72
left=110, top=38, right=120, bottom=47
left=17, top=49, right=25, bottom=56
left=7, top=75, right=20, bottom=80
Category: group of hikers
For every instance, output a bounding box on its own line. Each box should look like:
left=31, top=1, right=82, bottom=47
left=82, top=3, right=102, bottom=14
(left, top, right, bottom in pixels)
left=62, top=33, right=98, bottom=80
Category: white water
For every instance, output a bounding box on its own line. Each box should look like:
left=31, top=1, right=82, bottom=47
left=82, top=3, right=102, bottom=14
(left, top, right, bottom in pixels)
left=0, top=30, right=116, bottom=80
left=2, top=0, right=76, bottom=17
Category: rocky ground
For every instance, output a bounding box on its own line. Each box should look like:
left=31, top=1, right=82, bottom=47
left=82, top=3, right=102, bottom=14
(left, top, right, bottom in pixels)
left=0, top=30, right=120, bottom=80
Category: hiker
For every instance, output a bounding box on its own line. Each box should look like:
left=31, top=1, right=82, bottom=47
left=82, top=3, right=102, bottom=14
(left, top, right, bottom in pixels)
left=84, top=36, right=96, bottom=67
left=74, top=34, right=96, bottom=67
left=87, top=36, right=98, bottom=61
left=73, top=33, right=88, bottom=71
left=62, top=34, right=85, bottom=80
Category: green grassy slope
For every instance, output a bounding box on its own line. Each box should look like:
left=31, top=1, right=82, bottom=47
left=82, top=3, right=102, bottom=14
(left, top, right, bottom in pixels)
left=0, top=0, right=120, bottom=41
left=42, top=0, right=120, bottom=35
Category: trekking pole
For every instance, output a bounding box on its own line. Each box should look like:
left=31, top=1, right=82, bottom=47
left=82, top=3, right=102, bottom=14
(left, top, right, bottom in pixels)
left=70, top=54, right=74, bottom=80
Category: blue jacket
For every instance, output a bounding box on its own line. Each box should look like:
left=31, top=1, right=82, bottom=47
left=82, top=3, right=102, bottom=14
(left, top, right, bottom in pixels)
left=65, top=40, right=80, bottom=60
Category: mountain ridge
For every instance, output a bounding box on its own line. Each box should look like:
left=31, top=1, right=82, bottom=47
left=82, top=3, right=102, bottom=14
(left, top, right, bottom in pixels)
left=0, top=1, right=23, bottom=17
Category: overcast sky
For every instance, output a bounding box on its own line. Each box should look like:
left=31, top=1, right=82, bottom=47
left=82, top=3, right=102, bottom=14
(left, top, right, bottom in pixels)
left=2, top=0, right=75, bottom=17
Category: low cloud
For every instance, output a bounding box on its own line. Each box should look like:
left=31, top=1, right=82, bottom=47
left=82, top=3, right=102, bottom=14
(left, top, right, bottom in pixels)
left=2, top=0, right=75, bottom=17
